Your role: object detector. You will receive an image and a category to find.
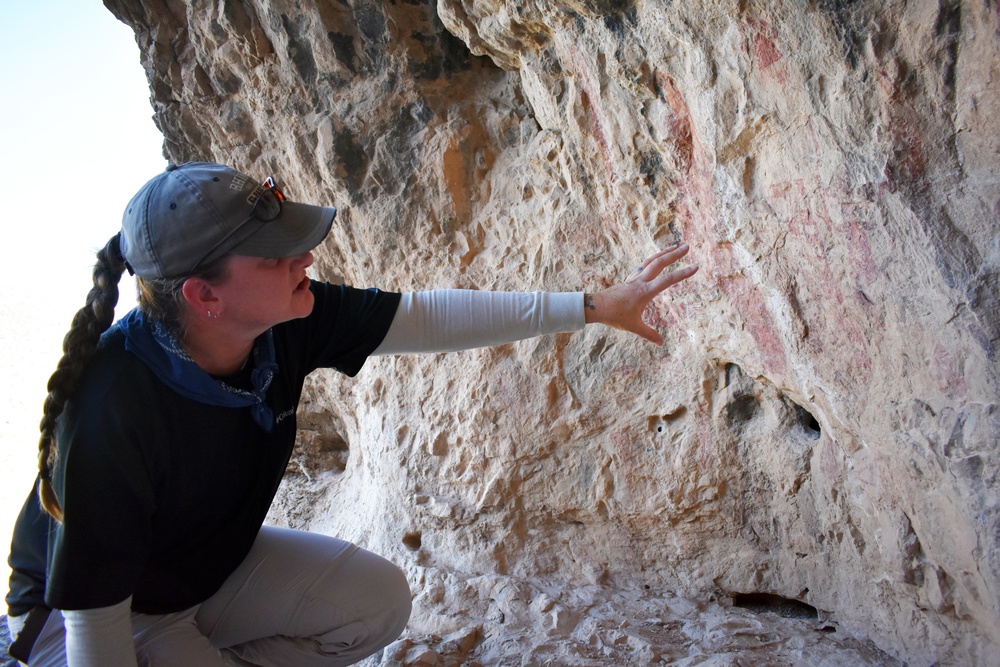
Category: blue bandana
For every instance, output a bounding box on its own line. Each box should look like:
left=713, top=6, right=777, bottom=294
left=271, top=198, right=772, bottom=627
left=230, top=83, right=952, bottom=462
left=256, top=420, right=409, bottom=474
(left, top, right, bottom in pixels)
left=112, top=309, right=278, bottom=431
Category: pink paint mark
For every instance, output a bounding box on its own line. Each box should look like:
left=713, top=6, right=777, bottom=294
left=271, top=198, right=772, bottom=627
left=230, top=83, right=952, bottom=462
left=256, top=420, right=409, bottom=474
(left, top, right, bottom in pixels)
left=643, top=303, right=671, bottom=333
left=876, top=163, right=896, bottom=197
left=855, top=456, right=880, bottom=488
left=717, top=270, right=789, bottom=376
left=569, top=45, right=626, bottom=246
left=611, top=364, right=640, bottom=379
left=649, top=72, right=759, bottom=373
left=748, top=18, right=784, bottom=69
left=654, top=70, right=694, bottom=174
left=768, top=180, right=874, bottom=378
left=696, top=420, right=715, bottom=470
left=841, top=204, right=880, bottom=285
left=890, top=114, right=927, bottom=186
left=647, top=295, right=700, bottom=360
left=874, top=73, right=928, bottom=189
left=655, top=74, right=790, bottom=381
left=652, top=69, right=716, bottom=252
left=931, top=342, right=969, bottom=397
left=819, top=438, right=841, bottom=482
left=742, top=18, right=787, bottom=83
left=845, top=454, right=888, bottom=504
left=580, top=268, right=615, bottom=292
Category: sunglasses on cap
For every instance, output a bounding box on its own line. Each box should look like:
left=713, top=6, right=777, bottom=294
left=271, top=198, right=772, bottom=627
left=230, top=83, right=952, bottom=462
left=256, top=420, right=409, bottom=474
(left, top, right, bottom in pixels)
left=187, top=176, right=286, bottom=274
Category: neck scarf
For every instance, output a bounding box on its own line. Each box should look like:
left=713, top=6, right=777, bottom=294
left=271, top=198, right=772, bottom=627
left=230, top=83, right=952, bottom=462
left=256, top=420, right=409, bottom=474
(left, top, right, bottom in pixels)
left=112, top=309, right=278, bottom=431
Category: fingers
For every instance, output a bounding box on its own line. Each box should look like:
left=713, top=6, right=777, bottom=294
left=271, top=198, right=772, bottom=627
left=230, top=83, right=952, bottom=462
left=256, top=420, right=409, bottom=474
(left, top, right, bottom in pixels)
left=644, top=243, right=690, bottom=275
left=605, top=243, right=699, bottom=345
left=653, top=262, right=699, bottom=291
left=625, top=244, right=683, bottom=284
left=626, top=243, right=697, bottom=288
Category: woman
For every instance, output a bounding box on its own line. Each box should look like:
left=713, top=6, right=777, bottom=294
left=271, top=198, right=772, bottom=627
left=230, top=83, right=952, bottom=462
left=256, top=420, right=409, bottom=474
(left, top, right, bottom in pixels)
left=5, top=162, right=698, bottom=666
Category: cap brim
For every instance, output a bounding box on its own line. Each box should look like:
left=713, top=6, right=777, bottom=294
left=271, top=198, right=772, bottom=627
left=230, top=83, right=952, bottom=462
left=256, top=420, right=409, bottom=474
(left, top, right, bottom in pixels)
left=229, top=201, right=336, bottom=259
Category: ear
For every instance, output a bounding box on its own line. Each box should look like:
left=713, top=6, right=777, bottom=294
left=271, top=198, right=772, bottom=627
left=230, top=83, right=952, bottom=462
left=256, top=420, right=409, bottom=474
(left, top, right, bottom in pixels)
left=181, top=277, right=221, bottom=315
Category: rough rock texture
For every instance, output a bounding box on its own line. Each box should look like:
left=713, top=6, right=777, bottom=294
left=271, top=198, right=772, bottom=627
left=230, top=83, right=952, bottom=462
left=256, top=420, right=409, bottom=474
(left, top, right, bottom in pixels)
left=104, top=0, right=999, bottom=664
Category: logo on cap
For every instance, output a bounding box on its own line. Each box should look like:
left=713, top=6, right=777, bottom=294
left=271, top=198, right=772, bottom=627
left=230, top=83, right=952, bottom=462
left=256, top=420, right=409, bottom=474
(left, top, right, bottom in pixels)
left=230, top=173, right=250, bottom=192
left=246, top=182, right=268, bottom=206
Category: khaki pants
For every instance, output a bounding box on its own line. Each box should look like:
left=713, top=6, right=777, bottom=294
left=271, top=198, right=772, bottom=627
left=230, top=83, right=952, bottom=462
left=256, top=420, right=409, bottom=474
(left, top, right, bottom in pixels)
left=7, top=526, right=412, bottom=666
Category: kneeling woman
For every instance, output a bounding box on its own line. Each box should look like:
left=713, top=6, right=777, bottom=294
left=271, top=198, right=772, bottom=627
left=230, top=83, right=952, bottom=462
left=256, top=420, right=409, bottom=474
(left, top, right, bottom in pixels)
left=5, top=163, right=698, bottom=666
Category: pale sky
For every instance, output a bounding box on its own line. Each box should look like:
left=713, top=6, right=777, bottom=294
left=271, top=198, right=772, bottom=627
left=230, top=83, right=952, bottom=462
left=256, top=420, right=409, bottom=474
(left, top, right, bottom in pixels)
left=0, top=2, right=166, bottom=585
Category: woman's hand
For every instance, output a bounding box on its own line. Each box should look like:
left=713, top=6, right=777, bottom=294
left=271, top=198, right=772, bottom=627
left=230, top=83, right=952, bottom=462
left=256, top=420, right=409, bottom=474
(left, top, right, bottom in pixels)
left=584, top=244, right=698, bottom=345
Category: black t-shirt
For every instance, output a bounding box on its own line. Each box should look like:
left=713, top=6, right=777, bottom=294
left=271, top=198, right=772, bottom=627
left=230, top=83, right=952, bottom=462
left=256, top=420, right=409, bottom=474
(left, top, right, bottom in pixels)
left=6, top=281, right=400, bottom=616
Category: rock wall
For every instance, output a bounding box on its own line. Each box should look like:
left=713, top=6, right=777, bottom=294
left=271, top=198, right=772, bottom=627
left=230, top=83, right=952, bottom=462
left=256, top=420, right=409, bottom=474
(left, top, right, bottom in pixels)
left=104, top=0, right=999, bottom=664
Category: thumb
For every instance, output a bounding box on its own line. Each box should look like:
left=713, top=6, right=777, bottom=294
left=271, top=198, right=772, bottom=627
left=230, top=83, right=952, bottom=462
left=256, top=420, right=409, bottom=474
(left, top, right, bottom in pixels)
left=629, top=317, right=664, bottom=345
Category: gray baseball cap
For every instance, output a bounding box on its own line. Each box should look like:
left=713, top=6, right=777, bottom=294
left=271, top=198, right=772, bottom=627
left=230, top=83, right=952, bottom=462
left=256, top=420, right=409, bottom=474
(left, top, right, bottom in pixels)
left=121, top=162, right=336, bottom=279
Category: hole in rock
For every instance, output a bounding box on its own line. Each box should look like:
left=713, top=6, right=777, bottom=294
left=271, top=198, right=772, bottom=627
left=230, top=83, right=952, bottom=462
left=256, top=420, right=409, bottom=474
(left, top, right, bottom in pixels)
left=725, top=394, right=760, bottom=425
left=724, top=362, right=742, bottom=387
left=791, top=402, right=822, bottom=439
left=290, top=429, right=350, bottom=475
left=402, top=531, right=422, bottom=551
left=647, top=407, right=686, bottom=435
left=666, top=406, right=686, bottom=422
left=731, top=592, right=818, bottom=619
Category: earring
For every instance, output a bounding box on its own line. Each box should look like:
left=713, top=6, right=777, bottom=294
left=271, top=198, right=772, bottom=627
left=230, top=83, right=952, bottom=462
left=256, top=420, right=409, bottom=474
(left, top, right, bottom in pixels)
left=207, top=310, right=218, bottom=319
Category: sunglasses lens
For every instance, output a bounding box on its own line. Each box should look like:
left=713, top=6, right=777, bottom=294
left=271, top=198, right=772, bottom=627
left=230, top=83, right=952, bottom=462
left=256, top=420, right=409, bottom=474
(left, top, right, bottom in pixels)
left=252, top=187, right=282, bottom=221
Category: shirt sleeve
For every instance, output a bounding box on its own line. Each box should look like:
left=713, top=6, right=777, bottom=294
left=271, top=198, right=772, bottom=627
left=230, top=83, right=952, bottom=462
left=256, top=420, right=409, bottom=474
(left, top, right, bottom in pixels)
left=372, top=290, right=586, bottom=355
left=64, top=598, right=138, bottom=667
left=290, top=281, right=402, bottom=376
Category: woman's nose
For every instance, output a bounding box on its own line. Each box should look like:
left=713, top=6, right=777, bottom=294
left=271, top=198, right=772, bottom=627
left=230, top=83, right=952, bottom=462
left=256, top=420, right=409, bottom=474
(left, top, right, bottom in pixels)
left=293, top=251, right=314, bottom=269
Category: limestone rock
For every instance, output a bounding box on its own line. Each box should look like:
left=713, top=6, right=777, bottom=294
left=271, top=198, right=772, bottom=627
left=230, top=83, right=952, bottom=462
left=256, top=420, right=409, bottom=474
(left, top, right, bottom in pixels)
left=103, top=0, right=1000, bottom=664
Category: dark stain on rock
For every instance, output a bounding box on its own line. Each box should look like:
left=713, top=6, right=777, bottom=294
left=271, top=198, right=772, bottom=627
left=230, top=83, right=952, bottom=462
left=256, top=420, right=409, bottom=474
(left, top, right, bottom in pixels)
left=354, top=0, right=387, bottom=42
left=816, top=0, right=870, bottom=69
left=281, top=13, right=318, bottom=84
left=935, top=0, right=961, bottom=101
left=639, top=149, right=664, bottom=195
left=328, top=31, right=358, bottom=74
left=333, top=125, right=369, bottom=201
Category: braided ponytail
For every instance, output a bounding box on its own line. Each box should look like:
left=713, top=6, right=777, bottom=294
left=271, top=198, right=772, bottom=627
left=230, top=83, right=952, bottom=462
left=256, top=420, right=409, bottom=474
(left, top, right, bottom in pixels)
left=37, top=233, right=128, bottom=521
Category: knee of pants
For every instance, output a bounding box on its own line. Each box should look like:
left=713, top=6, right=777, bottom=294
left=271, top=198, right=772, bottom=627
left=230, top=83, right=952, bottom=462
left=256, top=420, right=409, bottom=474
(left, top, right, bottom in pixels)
left=301, top=558, right=411, bottom=662
left=374, top=562, right=413, bottom=644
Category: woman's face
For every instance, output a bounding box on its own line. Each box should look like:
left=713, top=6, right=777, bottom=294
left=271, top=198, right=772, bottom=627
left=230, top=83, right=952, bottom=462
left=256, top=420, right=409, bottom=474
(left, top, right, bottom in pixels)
left=211, top=251, right=316, bottom=334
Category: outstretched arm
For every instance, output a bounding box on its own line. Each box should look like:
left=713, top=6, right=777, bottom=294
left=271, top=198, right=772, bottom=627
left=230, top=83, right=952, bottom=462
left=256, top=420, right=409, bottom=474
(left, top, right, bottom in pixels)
left=583, top=243, right=698, bottom=345
left=373, top=290, right=585, bottom=355
left=372, top=243, right=697, bottom=355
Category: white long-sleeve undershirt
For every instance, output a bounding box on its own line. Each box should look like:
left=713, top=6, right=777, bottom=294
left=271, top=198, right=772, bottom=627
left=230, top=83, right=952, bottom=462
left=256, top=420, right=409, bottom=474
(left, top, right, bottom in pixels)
left=63, top=598, right=137, bottom=667
left=373, top=290, right=586, bottom=355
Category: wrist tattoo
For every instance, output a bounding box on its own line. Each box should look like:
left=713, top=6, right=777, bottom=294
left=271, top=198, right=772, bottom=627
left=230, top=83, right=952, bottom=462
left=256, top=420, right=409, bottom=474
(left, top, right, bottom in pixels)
left=585, top=294, right=596, bottom=311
